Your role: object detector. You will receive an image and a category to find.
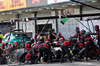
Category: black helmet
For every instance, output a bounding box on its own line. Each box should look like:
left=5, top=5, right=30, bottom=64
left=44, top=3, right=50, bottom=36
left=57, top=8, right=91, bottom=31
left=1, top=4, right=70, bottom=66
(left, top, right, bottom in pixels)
left=95, top=25, right=99, bottom=31
left=84, top=33, right=90, bottom=38
left=39, top=37, right=44, bottom=42
left=80, top=30, right=86, bottom=35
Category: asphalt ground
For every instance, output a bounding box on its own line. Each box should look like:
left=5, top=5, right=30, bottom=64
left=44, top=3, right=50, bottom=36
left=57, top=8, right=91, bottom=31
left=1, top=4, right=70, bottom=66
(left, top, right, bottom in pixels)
left=2, top=60, right=100, bottom=66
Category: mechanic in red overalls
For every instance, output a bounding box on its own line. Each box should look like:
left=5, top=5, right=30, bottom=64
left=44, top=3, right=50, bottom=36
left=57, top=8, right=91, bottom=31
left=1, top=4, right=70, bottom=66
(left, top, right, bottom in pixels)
left=25, top=45, right=39, bottom=64
left=60, top=41, right=72, bottom=63
left=73, top=30, right=86, bottom=55
left=35, top=41, right=52, bottom=64
left=0, top=44, right=6, bottom=64
left=95, top=25, right=100, bottom=48
left=83, top=33, right=99, bottom=61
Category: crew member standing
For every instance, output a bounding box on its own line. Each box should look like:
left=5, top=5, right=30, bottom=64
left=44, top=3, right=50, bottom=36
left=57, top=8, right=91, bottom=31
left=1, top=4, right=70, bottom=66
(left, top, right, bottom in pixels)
left=73, top=27, right=81, bottom=42
left=48, top=29, right=56, bottom=43
left=95, top=25, right=100, bottom=48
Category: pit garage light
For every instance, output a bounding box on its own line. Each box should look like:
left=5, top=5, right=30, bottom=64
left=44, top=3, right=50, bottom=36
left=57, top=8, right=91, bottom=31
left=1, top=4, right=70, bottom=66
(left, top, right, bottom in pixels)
left=39, top=8, right=43, bottom=10
left=51, top=7, right=54, bottom=9
left=62, top=5, right=67, bottom=7
left=25, top=10, right=29, bottom=12
left=68, top=3, right=72, bottom=5
left=2, top=13, right=6, bottom=15
left=77, top=3, right=81, bottom=5
left=46, top=7, right=50, bottom=9
left=29, top=9, right=32, bottom=11
left=18, top=11, right=22, bottom=13
left=7, top=13, right=10, bottom=14
left=71, top=3, right=76, bottom=6
left=92, top=0, right=97, bottom=3
left=9, top=12, right=12, bottom=14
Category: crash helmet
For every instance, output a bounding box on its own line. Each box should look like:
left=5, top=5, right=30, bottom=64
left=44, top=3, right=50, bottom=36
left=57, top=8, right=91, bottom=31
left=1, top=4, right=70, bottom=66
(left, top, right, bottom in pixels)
left=45, top=41, right=50, bottom=45
left=95, top=25, right=99, bottom=31
left=59, top=37, right=64, bottom=43
left=63, top=41, right=70, bottom=46
left=13, top=41, right=18, bottom=47
left=30, top=38, right=34, bottom=43
left=39, top=37, right=44, bottom=42
left=84, top=32, right=91, bottom=39
left=57, top=33, right=62, bottom=37
left=8, top=43, right=13, bottom=49
left=36, top=35, right=41, bottom=41
left=8, top=43, right=12, bottom=46
left=70, top=36, right=73, bottom=39
left=31, top=43, right=36, bottom=48
left=80, top=30, right=86, bottom=35
left=34, top=33, right=39, bottom=40
left=76, top=27, right=80, bottom=33
left=1, top=43, right=6, bottom=46
left=32, top=45, right=38, bottom=52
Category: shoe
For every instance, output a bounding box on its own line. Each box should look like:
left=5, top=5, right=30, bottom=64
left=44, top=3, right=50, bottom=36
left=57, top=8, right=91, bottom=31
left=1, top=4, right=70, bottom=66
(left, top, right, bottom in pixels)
left=97, top=58, right=99, bottom=61
left=47, top=60, right=52, bottom=63
left=48, top=61, right=52, bottom=63
left=84, top=57, right=88, bottom=61
left=60, top=61, right=64, bottom=63
left=34, top=61, right=38, bottom=64
left=67, top=59, right=72, bottom=63
left=67, top=61, right=72, bottom=63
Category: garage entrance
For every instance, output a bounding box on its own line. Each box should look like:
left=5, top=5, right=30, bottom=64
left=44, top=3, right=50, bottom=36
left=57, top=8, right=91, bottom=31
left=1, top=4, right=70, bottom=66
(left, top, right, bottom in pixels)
left=36, top=24, right=52, bottom=41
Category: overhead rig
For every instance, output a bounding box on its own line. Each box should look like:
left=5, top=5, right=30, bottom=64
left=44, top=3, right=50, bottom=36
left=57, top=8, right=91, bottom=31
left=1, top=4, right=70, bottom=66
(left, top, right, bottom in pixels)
left=10, top=13, right=100, bottom=22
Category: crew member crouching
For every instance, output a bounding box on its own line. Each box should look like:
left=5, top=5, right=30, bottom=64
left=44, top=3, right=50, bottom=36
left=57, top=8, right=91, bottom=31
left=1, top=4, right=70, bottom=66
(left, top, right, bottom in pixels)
left=35, top=41, right=52, bottom=64
left=25, top=45, right=39, bottom=64
left=0, top=45, right=7, bottom=64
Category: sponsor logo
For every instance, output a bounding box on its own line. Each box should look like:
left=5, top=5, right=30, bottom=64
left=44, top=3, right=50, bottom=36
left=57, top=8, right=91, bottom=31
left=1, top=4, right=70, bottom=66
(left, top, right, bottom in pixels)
left=54, top=0, right=57, bottom=2
left=32, top=0, right=40, bottom=4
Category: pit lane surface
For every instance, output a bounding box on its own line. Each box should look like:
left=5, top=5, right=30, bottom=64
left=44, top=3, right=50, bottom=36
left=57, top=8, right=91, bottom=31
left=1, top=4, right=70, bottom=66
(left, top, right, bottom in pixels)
left=3, top=60, right=100, bottom=66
